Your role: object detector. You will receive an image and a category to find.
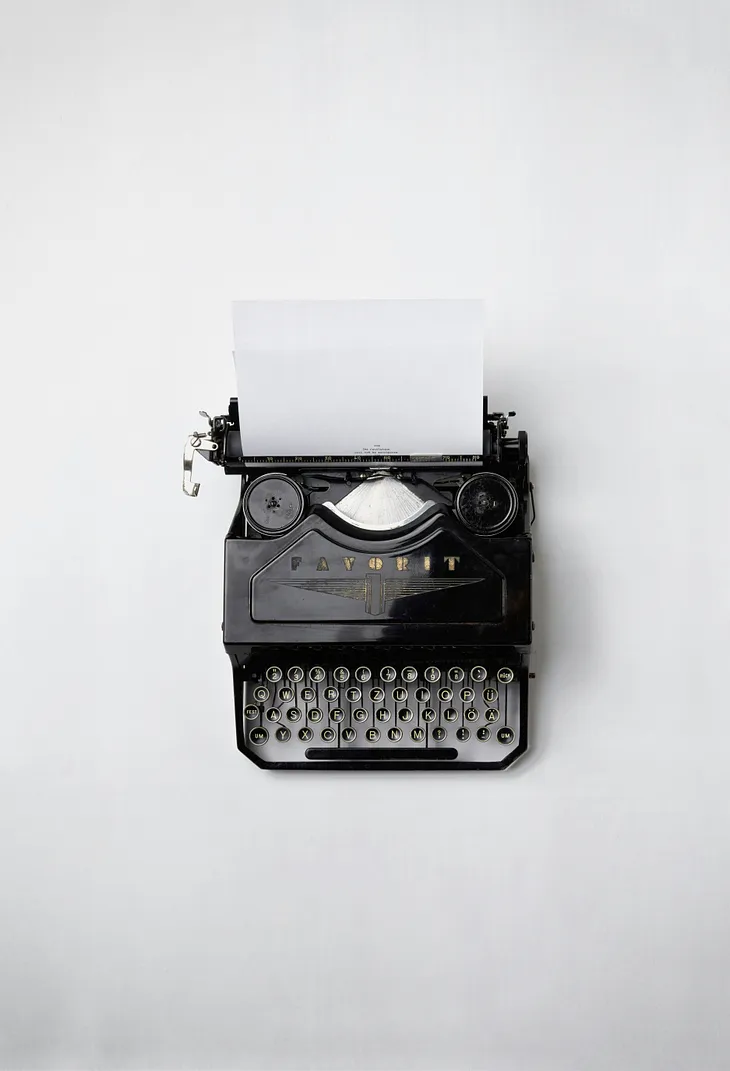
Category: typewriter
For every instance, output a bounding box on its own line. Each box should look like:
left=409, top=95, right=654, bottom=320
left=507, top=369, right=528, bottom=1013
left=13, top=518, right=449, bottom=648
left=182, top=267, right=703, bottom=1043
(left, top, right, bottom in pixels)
left=184, top=398, right=534, bottom=771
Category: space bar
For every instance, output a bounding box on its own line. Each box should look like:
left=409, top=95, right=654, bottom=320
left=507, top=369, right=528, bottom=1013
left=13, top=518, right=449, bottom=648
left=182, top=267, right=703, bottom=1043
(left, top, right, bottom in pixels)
left=305, top=747, right=458, bottom=761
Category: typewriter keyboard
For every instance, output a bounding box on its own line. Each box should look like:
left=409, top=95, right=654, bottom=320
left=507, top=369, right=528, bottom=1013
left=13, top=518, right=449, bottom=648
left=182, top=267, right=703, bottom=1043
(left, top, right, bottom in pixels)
left=241, top=660, right=523, bottom=766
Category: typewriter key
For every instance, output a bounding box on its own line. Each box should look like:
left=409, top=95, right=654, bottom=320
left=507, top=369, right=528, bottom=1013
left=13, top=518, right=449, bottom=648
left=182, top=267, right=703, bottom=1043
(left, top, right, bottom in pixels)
left=443, top=707, right=458, bottom=722
left=411, top=727, right=425, bottom=742
left=485, top=708, right=499, bottom=722
left=464, top=708, right=479, bottom=722
left=334, top=666, right=350, bottom=684
left=424, top=666, right=441, bottom=683
left=448, top=666, right=465, bottom=683
left=415, top=687, right=430, bottom=704
left=300, top=687, right=315, bottom=703
left=393, top=687, right=407, bottom=703
left=438, top=687, right=453, bottom=703
left=476, top=726, right=490, bottom=741
left=455, top=472, right=519, bottom=536
left=421, top=708, right=436, bottom=723
left=369, top=687, right=385, bottom=704
left=298, top=726, right=313, bottom=742
left=352, top=708, right=369, bottom=722
left=253, top=685, right=269, bottom=703
left=497, top=667, right=514, bottom=684
left=402, top=666, right=418, bottom=683
left=321, top=727, right=336, bottom=742
left=279, top=686, right=294, bottom=703
left=460, top=688, right=475, bottom=703
left=308, top=708, right=323, bottom=723
left=275, top=726, right=291, bottom=742
left=470, top=666, right=487, bottom=683
left=456, top=727, right=470, bottom=742
left=342, top=727, right=357, bottom=743
left=286, top=707, right=302, bottom=722
left=309, top=666, right=326, bottom=683
left=398, top=708, right=413, bottom=723
left=324, top=686, right=338, bottom=702
left=380, top=666, right=396, bottom=683
left=249, top=726, right=269, bottom=745
left=497, top=726, right=515, bottom=745
left=484, top=687, right=498, bottom=704
left=288, top=666, right=304, bottom=683
left=243, top=473, right=305, bottom=535
left=244, top=705, right=259, bottom=720
left=345, top=687, right=361, bottom=703
left=266, top=708, right=281, bottom=722
left=432, top=726, right=447, bottom=741
left=330, top=708, right=345, bottom=723
left=388, top=727, right=402, bottom=742
left=365, top=727, right=380, bottom=742
left=266, top=666, right=283, bottom=683
left=375, top=707, right=391, bottom=722
left=355, top=666, right=372, bottom=683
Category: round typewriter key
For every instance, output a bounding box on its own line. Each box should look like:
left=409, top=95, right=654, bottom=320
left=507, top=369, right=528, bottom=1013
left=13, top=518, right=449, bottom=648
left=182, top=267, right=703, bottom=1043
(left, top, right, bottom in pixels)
left=300, top=687, right=315, bottom=703
left=448, top=666, right=465, bottom=683
left=287, top=666, right=304, bottom=684
left=375, top=707, right=391, bottom=723
left=352, top=708, right=369, bottom=722
left=345, top=686, right=361, bottom=703
left=456, top=726, right=470, bottom=742
left=443, top=707, right=458, bottom=722
left=355, top=666, right=372, bottom=683
left=486, top=708, right=500, bottom=722
left=308, top=708, right=323, bottom=723
left=279, top=686, right=294, bottom=703
left=380, top=666, right=396, bottom=683
left=460, top=688, right=475, bottom=703
left=432, top=726, right=447, bottom=741
left=275, top=726, right=291, bottom=742
left=438, top=687, right=453, bottom=703
left=393, top=687, right=407, bottom=703
left=266, top=666, right=283, bottom=683
left=249, top=726, right=269, bottom=746
left=244, top=705, right=259, bottom=720
left=497, top=726, right=515, bottom=744
left=421, top=707, right=436, bottom=723
left=309, top=666, right=326, bottom=683
left=330, top=708, right=345, bottom=723
left=323, top=686, right=338, bottom=702
left=425, top=666, right=441, bottom=683
left=484, top=687, right=498, bottom=704
left=388, top=726, right=402, bottom=742
left=369, top=687, right=385, bottom=704
left=470, top=666, right=487, bottom=683
left=464, top=707, right=479, bottom=722
left=477, top=726, right=491, bottom=741
left=411, top=726, right=426, bottom=742
left=265, top=708, right=281, bottom=722
left=398, top=708, right=413, bottom=723
left=253, top=685, right=269, bottom=703
left=298, top=726, right=313, bottom=742
left=497, top=667, right=514, bottom=684
left=455, top=472, right=519, bottom=536
left=334, top=666, right=350, bottom=684
left=243, top=473, right=305, bottom=535
left=365, top=727, right=380, bottom=742
left=342, top=726, right=356, bottom=743
left=402, top=666, right=418, bottom=683
left=286, top=707, right=302, bottom=722
left=321, top=727, right=336, bottom=742
left=415, top=687, right=430, bottom=704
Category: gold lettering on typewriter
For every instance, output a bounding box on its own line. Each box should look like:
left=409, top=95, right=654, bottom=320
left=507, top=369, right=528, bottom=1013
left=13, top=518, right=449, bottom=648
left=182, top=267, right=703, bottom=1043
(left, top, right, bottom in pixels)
left=444, top=556, right=460, bottom=571
left=342, top=557, right=356, bottom=571
left=423, top=555, right=431, bottom=572
left=396, top=556, right=409, bottom=571
left=316, top=557, right=329, bottom=571
left=291, top=556, right=302, bottom=571
left=368, top=557, right=384, bottom=571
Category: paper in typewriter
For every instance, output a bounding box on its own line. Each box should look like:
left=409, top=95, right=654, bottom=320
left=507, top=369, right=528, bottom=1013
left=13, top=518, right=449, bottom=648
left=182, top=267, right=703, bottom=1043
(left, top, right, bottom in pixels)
left=232, top=300, right=485, bottom=458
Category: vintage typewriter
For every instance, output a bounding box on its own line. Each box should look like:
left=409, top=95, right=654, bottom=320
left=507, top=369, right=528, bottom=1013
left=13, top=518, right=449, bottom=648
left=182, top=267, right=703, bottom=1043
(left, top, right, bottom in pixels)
left=184, top=398, right=534, bottom=771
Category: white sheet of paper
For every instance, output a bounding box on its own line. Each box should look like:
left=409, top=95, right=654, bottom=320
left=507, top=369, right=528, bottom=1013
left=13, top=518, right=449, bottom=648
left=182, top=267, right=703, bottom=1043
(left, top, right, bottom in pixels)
left=232, top=299, right=485, bottom=457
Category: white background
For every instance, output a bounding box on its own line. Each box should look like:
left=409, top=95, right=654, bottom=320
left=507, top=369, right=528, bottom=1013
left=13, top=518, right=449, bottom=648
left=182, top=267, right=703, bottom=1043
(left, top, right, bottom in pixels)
left=2, top=2, right=729, bottom=1069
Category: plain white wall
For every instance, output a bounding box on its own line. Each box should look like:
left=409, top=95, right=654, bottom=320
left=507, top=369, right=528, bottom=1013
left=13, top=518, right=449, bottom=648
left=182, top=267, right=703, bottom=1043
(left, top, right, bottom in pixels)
left=2, top=1, right=729, bottom=1068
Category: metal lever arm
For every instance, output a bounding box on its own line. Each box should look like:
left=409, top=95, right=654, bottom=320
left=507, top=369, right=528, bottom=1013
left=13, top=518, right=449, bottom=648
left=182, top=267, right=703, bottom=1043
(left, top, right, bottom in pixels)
left=183, top=421, right=219, bottom=497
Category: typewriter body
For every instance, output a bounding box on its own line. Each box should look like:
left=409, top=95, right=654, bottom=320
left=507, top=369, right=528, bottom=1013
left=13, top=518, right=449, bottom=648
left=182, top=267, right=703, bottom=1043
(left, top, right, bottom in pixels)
left=185, top=398, right=534, bottom=771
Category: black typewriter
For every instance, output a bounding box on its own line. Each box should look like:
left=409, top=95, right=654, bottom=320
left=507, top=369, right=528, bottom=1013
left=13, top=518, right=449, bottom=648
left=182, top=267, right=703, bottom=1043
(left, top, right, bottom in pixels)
left=184, top=398, right=534, bottom=770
